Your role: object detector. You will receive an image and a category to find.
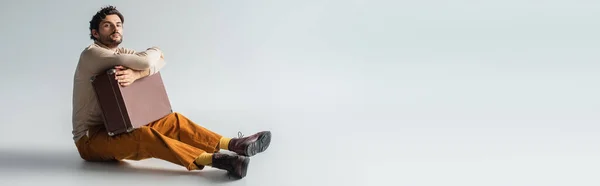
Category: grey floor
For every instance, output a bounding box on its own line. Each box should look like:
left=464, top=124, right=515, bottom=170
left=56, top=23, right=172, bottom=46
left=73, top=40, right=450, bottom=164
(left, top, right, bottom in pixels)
left=2, top=0, right=600, bottom=185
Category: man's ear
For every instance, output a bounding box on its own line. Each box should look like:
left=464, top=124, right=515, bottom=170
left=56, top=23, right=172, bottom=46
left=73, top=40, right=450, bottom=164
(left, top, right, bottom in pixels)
left=91, top=29, right=99, bottom=39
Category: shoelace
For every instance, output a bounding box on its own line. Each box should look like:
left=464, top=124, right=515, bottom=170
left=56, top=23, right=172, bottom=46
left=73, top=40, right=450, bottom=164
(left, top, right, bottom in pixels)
left=237, top=131, right=244, bottom=139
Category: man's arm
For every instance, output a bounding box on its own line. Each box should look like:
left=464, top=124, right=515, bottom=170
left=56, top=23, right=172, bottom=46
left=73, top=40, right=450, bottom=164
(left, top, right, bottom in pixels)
left=113, top=47, right=165, bottom=86
left=114, top=66, right=151, bottom=87
left=118, top=46, right=166, bottom=77
left=82, top=46, right=162, bottom=73
left=137, top=68, right=151, bottom=78
left=148, top=55, right=166, bottom=75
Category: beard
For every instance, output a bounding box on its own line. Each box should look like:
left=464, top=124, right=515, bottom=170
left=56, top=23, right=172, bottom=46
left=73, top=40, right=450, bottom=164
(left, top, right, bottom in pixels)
left=99, top=32, right=123, bottom=48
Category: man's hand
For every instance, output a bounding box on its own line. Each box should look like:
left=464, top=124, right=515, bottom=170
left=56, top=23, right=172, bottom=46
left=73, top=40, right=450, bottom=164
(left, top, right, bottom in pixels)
left=114, top=65, right=145, bottom=87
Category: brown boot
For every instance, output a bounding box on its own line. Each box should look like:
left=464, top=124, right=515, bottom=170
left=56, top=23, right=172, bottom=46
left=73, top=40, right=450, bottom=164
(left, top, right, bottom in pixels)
left=211, top=152, right=250, bottom=179
left=228, top=131, right=271, bottom=157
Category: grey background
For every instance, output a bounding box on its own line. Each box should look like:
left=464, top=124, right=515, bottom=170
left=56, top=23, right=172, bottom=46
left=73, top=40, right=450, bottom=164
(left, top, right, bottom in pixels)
left=1, top=0, right=599, bottom=185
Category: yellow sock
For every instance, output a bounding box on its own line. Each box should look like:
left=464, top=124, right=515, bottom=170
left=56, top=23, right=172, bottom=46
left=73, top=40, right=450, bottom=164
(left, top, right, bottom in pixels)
left=195, top=153, right=213, bottom=166
left=219, top=137, right=232, bottom=150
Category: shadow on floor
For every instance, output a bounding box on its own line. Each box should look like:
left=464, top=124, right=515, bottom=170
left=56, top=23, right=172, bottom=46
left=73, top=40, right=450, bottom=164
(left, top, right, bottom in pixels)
left=0, top=148, right=237, bottom=183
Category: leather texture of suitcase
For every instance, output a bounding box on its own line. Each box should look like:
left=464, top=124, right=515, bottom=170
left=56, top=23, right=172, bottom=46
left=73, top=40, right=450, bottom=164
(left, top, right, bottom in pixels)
left=91, top=68, right=173, bottom=136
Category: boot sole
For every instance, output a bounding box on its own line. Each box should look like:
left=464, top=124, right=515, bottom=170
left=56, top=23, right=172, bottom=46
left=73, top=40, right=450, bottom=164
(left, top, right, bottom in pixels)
left=245, top=131, right=271, bottom=157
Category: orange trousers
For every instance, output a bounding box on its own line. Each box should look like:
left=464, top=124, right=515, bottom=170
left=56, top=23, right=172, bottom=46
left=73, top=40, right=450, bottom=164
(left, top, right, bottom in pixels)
left=75, top=112, right=222, bottom=170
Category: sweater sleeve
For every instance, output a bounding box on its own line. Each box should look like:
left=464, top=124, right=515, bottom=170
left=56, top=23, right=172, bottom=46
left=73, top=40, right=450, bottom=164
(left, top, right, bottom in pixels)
left=82, top=45, right=162, bottom=73
left=118, top=46, right=166, bottom=75
left=148, top=55, right=166, bottom=75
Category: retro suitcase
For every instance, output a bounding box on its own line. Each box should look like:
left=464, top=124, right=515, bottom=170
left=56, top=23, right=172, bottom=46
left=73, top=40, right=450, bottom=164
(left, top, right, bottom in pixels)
left=91, top=68, right=173, bottom=136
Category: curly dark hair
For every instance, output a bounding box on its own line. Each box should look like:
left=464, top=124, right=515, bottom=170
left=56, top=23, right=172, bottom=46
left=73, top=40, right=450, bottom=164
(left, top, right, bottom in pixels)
left=89, top=5, right=124, bottom=40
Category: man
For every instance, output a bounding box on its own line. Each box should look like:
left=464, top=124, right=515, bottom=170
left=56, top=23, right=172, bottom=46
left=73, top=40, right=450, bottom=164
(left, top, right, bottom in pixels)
left=72, top=5, right=271, bottom=179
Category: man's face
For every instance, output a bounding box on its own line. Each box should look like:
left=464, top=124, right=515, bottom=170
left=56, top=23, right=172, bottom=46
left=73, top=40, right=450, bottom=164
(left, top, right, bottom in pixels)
left=92, top=14, right=123, bottom=48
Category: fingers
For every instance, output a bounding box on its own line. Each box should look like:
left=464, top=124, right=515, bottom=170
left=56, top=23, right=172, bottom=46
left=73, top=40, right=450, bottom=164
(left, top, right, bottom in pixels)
left=115, top=74, right=125, bottom=80
left=113, top=66, right=136, bottom=87
left=119, top=82, right=132, bottom=87
left=115, top=70, right=129, bottom=76
left=115, top=68, right=133, bottom=76
left=116, top=75, right=131, bottom=82
left=115, top=74, right=131, bottom=82
left=117, top=77, right=134, bottom=87
left=116, top=73, right=135, bottom=86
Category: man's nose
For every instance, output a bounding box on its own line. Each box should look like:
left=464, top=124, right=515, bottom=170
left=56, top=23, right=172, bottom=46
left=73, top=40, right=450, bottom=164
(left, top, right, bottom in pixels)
left=110, top=24, right=119, bottom=31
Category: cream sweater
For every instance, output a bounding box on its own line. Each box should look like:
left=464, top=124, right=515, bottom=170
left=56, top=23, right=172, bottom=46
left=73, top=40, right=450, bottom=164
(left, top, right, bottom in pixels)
left=71, top=41, right=165, bottom=141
